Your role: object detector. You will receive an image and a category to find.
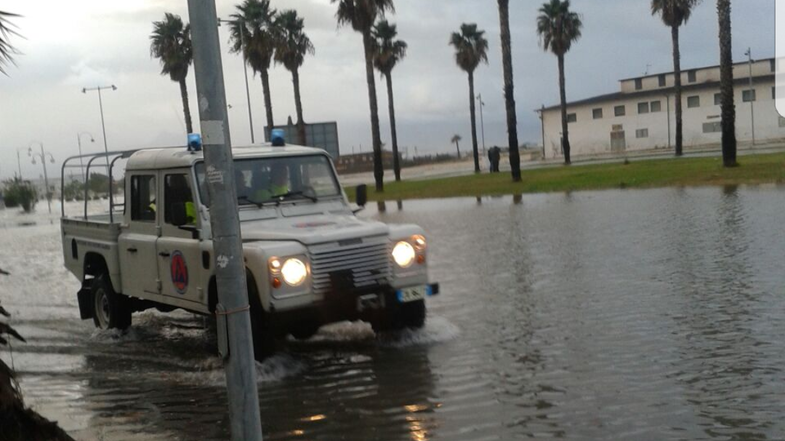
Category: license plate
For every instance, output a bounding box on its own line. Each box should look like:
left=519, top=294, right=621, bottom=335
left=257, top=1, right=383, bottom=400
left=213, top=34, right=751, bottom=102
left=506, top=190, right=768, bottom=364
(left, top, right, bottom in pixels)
left=396, top=286, right=426, bottom=303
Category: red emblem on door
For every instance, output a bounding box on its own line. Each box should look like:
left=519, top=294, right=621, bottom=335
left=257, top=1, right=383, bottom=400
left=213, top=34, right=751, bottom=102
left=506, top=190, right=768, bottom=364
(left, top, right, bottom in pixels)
left=170, top=251, right=188, bottom=294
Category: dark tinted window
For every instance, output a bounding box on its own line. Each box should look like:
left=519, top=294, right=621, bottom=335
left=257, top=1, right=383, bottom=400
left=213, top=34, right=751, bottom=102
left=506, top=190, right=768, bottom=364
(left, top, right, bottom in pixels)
left=131, top=175, right=156, bottom=222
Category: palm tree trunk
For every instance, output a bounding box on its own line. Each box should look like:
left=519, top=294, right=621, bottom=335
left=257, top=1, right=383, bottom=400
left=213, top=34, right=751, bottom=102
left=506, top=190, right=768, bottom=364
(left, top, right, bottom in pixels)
left=717, top=0, right=737, bottom=167
left=385, top=73, right=402, bottom=181
left=292, top=67, right=306, bottom=145
left=363, top=30, right=384, bottom=192
left=260, top=68, right=274, bottom=139
left=558, top=53, right=571, bottom=165
left=468, top=71, right=481, bottom=173
left=455, top=140, right=461, bottom=157
left=179, top=78, right=193, bottom=134
left=498, top=0, right=521, bottom=181
left=671, top=25, right=683, bottom=157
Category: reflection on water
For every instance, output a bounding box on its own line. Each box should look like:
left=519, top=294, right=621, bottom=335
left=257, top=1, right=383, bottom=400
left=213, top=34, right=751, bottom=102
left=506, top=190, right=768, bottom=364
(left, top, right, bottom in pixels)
left=4, top=188, right=785, bottom=440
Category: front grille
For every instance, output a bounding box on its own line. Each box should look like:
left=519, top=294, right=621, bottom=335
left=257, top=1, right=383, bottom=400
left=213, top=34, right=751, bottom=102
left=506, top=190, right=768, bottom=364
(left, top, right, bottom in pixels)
left=309, top=238, right=391, bottom=295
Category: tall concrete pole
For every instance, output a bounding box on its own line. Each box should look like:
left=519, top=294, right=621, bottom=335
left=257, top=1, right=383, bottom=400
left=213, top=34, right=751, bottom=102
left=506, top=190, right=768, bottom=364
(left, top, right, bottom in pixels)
left=187, top=2, right=263, bottom=441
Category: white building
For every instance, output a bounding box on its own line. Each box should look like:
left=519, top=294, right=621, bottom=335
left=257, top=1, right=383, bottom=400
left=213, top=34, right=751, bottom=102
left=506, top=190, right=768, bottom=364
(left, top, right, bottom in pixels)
left=539, top=58, right=783, bottom=160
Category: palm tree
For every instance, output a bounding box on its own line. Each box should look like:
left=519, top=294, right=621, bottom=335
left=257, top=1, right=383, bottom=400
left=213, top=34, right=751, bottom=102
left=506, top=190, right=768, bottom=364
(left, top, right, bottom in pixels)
left=537, top=0, right=582, bottom=165
left=498, top=0, right=521, bottom=182
left=451, top=134, right=462, bottom=158
left=651, top=0, right=700, bottom=157
left=332, top=0, right=395, bottom=192
left=450, top=23, right=487, bottom=174
left=717, top=0, right=736, bottom=167
left=372, top=20, right=407, bottom=182
left=150, top=13, right=194, bottom=134
left=274, top=10, right=314, bottom=145
left=0, top=10, right=21, bottom=75
left=230, top=0, right=278, bottom=135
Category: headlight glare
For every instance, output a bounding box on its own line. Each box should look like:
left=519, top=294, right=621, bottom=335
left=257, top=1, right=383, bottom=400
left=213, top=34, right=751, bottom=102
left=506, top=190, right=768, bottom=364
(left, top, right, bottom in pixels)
left=392, top=241, right=416, bottom=268
left=413, top=235, right=426, bottom=251
left=281, top=258, right=307, bottom=286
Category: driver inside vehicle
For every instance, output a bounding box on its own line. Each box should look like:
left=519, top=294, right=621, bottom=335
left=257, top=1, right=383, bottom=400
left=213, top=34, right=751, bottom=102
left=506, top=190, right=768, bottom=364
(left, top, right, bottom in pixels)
left=254, top=165, right=289, bottom=201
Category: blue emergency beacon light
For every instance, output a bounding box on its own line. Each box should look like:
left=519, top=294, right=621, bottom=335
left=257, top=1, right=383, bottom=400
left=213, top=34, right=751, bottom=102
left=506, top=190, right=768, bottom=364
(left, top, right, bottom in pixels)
left=187, top=133, right=202, bottom=152
left=270, top=129, right=286, bottom=147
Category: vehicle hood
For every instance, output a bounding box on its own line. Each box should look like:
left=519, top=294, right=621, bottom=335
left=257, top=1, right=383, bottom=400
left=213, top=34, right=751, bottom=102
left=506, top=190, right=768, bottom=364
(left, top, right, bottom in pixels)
left=240, top=213, right=389, bottom=245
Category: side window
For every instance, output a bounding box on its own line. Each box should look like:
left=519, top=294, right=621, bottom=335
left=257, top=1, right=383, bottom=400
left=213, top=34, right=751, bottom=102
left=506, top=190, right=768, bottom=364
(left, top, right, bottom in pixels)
left=164, top=174, right=196, bottom=225
left=131, top=175, right=157, bottom=222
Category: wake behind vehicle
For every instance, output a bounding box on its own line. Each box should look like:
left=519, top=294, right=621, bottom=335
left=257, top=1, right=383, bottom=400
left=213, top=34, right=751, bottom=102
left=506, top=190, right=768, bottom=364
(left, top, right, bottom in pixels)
left=60, top=137, right=439, bottom=359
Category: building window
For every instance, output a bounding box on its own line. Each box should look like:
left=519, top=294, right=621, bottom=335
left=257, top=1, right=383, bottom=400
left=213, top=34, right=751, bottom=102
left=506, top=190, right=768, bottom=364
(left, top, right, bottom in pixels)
left=714, top=93, right=722, bottom=106
left=703, top=122, right=722, bottom=133
left=650, top=101, right=662, bottom=112
left=658, top=74, right=666, bottom=87
left=688, top=70, right=697, bottom=83
left=771, top=59, right=776, bottom=73
left=567, top=113, right=577, bottom=123
left=636, top=128, right=649, bottom=139
left=635, top=78, right=643, bottom=90
left=687, top=96, right=700, bottom=108
left=638, top=102, right=650, bottom=114
left=614, top=105, right=626, bottom=117
left=592, top=108, right=603, bottom=119
left=742, top=89, right=756, bottom=102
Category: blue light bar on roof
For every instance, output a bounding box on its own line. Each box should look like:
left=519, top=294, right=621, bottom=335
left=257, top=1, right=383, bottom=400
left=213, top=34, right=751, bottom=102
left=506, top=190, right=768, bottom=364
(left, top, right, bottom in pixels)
left=271, top=129, right=286, bottom=146
left=187, top=133, right=202, bottom=152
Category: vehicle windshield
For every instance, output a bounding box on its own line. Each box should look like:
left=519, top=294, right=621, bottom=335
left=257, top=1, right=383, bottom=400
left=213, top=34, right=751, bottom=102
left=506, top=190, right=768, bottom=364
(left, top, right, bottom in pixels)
left=195, top=154, right=341, bottom=207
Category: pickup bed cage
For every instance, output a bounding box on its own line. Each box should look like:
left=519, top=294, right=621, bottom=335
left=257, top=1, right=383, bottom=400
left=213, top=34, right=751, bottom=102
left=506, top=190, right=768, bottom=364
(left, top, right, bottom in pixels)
left=60, top=146, right=181, bottom=222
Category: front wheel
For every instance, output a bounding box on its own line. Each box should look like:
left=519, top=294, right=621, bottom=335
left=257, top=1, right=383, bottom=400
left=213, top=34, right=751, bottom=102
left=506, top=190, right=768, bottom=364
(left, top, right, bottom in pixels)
left=91, top=274, right=131, bottom=330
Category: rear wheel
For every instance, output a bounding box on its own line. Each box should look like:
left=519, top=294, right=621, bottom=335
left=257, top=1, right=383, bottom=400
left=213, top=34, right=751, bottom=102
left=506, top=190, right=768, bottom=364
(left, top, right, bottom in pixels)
left=91, top=274, right=131, bottom=330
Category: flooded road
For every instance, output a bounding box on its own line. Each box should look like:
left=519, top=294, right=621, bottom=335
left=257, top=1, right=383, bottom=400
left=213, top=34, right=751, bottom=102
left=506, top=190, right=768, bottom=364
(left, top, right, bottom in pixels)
left=2, top=186, right=785, bottom=440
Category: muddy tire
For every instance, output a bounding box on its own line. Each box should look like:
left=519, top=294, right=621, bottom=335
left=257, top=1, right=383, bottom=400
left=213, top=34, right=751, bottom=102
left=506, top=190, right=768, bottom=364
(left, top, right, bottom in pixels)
left=372, top=300, right=426, bottom=332
left=91, top=274, right=131, bottom=330
left=247, top=281, right=275, bottom=361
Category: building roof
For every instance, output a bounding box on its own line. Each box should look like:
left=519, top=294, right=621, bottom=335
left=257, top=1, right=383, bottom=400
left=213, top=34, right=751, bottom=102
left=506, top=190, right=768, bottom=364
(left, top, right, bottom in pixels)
left=540, top=74, right=773, bottom=112
left=617, top=57, right=774, bottom=82
left=126, top=143, right=328, bottom=171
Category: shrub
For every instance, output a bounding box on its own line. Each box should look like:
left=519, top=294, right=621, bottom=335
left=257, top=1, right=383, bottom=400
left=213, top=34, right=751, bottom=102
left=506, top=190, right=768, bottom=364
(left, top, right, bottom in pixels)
left=2, top=179, right=37, bottom=213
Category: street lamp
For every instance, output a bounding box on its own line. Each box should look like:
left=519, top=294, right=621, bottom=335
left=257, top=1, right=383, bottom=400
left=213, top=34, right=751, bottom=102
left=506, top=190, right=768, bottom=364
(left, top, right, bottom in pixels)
left=77, top=132, right=95, bottom=183
left=28, top=141, right=55, bottom=214
left=15, top=146, right=28, bottom=180
left=218, top=17, right=255, bottom=144
left=82, top=85, right=117, bottom=171
left=744, top=47, right=756, bottom=146
left=476, top=94, right=486, bottom=157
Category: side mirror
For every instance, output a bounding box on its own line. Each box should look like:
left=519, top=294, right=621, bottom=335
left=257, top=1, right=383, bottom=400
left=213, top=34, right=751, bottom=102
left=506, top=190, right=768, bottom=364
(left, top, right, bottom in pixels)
left=355, top=184, right=367, bottom=207
left=170, top=202, right=188, bottom=227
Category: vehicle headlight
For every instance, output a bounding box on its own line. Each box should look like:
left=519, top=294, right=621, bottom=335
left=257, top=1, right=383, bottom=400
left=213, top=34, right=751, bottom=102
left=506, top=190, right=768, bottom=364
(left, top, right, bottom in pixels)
left=392, top=241, right=416, bottom=268
left=281, top=258, right=307, bottom=286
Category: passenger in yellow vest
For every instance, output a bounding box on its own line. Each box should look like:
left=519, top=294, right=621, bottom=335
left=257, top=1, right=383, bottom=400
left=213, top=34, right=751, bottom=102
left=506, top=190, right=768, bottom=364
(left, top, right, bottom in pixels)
left=255, top=166, right=289, bottom=201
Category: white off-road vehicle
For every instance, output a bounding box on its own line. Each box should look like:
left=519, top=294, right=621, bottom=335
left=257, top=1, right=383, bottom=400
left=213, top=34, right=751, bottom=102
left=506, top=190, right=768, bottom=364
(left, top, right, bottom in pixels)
left=60, top=139, right=438, bottom=358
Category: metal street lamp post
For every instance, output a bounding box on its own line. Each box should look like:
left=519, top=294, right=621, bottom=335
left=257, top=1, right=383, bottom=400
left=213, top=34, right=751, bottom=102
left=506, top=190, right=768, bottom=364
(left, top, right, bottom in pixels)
left=29, top=141, right=55, bottom=214
left=77, top=132, right=95, bottom=183
left=82, top=85, right=117, bottom=171
left=476, top=94, right=486, bottom=157
left=15, top=146, right=27, bottom=180
left=744, top=47, right=756, bottom=146
left=218, top=17, right=255, bottom=144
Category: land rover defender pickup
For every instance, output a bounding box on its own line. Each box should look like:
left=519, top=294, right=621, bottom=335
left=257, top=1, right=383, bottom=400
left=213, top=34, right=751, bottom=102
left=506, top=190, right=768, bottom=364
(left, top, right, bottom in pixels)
left=60, top=140, right=438, bottom=358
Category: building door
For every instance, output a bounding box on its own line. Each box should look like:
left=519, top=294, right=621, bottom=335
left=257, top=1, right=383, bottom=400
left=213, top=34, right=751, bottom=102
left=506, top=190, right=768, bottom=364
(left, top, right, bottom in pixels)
left=118, top=173, right=161, bottom=298
left=611, top=131, right=626, bottom=152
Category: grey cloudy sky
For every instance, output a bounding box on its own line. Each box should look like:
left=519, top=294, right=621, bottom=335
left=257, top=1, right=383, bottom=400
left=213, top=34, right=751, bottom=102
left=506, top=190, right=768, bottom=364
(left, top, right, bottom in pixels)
left=0, top=0, right=775, bottom=180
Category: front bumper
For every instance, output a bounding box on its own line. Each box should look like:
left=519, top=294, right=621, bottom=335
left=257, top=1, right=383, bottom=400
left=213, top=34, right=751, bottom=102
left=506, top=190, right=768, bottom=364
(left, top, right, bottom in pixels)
left=269, top=282, right=439, bottom=331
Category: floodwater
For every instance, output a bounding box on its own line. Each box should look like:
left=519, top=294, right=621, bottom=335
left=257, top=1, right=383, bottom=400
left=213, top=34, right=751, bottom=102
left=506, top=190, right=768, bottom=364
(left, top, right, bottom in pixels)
left=2, top=186, right=785, bottom=440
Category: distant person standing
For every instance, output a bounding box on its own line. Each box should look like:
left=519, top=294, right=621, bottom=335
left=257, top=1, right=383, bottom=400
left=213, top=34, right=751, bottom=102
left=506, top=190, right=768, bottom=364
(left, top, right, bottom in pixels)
left=491, top=146, right=501, bottom=173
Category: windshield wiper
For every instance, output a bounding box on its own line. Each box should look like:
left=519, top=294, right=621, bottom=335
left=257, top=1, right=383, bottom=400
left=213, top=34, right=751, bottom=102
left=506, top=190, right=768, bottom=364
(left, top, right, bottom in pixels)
left=237, top=195, right=264, bottom=208
left=271, top=190, right=318, bottom=203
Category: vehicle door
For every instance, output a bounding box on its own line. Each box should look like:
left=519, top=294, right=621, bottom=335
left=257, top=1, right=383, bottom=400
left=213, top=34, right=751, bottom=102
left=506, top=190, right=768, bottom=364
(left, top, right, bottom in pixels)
left=118, top=173, right=161, bottom=298
left=156, top=170, right=205, bottom=308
